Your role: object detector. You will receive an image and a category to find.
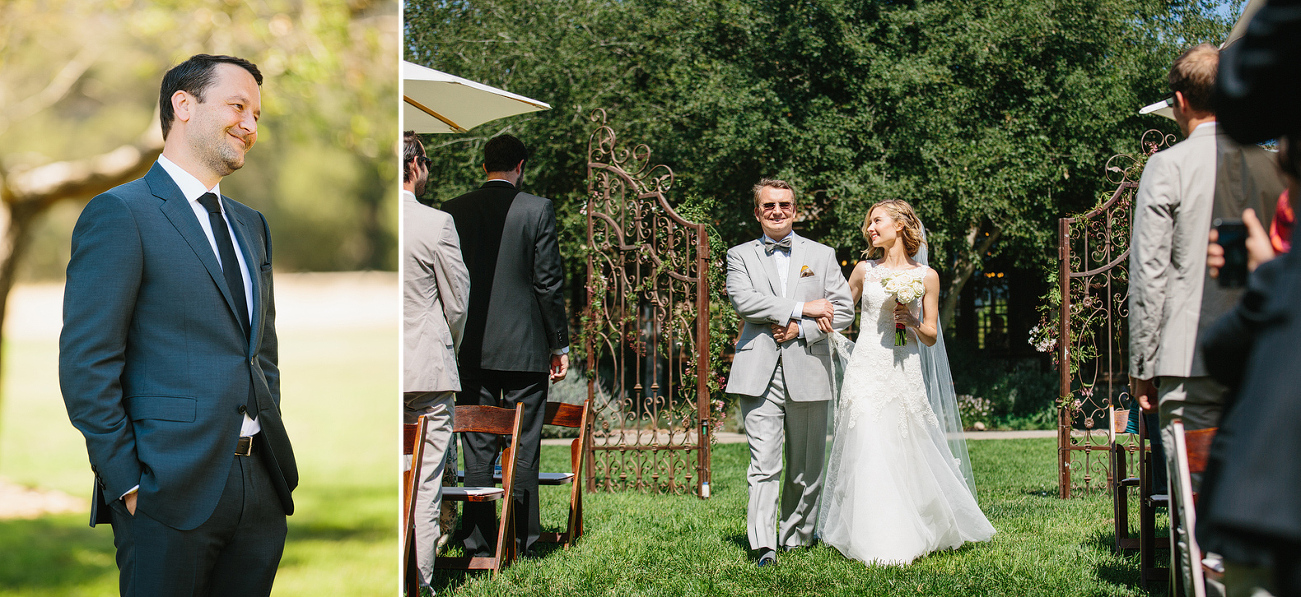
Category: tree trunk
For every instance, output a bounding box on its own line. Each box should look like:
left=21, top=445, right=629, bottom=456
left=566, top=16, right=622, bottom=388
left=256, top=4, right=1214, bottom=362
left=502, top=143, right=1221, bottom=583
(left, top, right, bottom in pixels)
left=939, top=222, right=1002, bottom=330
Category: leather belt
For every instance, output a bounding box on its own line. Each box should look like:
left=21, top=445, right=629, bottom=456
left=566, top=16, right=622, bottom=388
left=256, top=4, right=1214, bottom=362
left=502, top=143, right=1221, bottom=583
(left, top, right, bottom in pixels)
left=235, top=435, right=255, bottom=456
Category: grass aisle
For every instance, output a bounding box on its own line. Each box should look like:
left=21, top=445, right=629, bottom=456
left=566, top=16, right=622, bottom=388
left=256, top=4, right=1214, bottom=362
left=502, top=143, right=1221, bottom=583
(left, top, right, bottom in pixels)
left=435, top=438, right=1160, bottom=597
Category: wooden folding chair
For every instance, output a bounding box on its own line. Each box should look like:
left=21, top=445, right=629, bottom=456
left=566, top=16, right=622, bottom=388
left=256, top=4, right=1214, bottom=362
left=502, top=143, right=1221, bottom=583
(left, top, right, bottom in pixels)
left=1136, top=412, right=1170, bottom=589
left=402, top=416, right=428, bottom=596
left=1169, top=420, right=1218, bottom=597
left=437, top=404, right=524, bottom=575
left=538, top=399, right=590, bottom=548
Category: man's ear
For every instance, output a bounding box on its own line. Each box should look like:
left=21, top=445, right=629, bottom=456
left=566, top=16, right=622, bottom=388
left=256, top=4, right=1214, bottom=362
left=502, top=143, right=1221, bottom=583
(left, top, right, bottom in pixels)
left=1173, top=91, right=1189, bottom=112
left=171, top=91, right=194, bottom=124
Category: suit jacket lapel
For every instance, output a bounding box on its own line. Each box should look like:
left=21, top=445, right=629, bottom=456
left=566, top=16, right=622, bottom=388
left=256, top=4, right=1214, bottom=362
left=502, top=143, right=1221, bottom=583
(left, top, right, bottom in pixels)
left=785, top=234, right=806, bottom=299
left=752, top=240, right=781, bottom=296
left=149, top=167, right=245, bottom=340
left=227, top=204, right=259, bottom=350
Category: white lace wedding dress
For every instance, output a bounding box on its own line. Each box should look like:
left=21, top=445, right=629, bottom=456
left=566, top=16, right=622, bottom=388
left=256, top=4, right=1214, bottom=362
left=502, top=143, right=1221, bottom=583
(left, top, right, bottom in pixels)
left=818, top=262, right=995, bottom=565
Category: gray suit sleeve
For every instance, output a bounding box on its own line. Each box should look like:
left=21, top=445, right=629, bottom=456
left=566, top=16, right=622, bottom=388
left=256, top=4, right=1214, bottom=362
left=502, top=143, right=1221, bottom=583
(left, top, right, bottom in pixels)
left=435, top=215, right=470, bottom=351
left=800, top=246, right=854, bottom=345
left=727, top=246, right=798, bottom=324
left=58, top=193, right=143, bottom=501
left=533, top=200, right=569, bottom=350
left=1129, top=153, right=1176, bottom=380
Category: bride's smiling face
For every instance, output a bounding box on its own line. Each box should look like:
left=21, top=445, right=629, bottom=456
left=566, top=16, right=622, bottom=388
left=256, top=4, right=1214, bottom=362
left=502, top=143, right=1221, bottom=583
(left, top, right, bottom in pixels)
left=866, top=207, right=903, bottom=248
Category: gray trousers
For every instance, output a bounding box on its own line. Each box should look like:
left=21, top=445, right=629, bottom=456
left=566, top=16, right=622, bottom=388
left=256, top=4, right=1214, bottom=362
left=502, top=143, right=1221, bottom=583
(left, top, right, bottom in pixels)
left=1158, top=375, right=1227, bottom=597
left=741, top=359, right=829, bottom=552
left=404, top=391, right=456, bottom=586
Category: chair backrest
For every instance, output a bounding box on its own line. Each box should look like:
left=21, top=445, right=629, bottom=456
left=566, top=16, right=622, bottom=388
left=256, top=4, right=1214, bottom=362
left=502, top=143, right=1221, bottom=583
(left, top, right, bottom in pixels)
left=1183, top=427, right=1216, bottom=477
left=455, top=405, right=522, bottom=435
left=543, top=401, right=585, bottom=429
left=403, top=422, right=420, bottom=456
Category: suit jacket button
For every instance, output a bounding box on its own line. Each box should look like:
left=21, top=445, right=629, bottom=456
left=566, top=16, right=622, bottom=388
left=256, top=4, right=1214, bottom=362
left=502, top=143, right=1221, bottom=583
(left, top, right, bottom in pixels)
left=237, top=404, right=247, bottom=415
left=250, top=357, right=256, bottom=366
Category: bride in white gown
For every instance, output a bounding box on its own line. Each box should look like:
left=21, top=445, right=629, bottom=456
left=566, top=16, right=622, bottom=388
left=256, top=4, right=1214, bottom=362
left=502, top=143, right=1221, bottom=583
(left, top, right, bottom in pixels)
left=818, top=199, right=995, bottom=565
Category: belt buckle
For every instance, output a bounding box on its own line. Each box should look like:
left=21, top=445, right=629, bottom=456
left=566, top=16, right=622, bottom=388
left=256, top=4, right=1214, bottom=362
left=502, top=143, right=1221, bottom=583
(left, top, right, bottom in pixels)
left=235, top=436, right=254, bottom=456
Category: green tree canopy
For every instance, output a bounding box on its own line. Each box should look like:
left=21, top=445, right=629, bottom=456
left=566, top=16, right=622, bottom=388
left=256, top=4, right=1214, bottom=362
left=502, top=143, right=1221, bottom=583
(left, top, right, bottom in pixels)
left=406, top=0, right=1231, bottom=325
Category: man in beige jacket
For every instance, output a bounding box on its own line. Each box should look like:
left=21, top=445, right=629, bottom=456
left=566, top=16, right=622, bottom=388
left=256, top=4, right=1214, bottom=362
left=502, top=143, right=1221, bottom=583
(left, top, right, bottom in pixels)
left=401, top=131, right=469, bottom=591
left=1128, top=44, right=1285, bottom=595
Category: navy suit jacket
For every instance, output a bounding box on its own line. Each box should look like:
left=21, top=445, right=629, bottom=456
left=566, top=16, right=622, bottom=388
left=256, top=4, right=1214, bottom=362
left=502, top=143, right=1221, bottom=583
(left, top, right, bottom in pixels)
left=59, top=163, right=297, bottom=531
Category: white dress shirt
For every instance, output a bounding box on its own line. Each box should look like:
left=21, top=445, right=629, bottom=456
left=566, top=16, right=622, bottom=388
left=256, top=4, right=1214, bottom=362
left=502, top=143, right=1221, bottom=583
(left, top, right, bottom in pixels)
left=764, top=231, right=807, bottom=336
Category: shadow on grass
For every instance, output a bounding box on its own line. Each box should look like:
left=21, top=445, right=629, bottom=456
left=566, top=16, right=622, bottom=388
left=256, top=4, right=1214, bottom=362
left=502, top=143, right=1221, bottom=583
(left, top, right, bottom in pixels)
left=427, top=534, right=567, bottom=594
left=0, top=515, right=116, bottom=589
left=1084, top=527, right=1166, bottom=597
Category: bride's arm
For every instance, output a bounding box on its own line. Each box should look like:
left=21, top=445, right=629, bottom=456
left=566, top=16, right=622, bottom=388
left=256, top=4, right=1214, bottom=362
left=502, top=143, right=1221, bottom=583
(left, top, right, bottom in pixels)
left=913, top=268, right=941, bottom=346
left=848, top=261, right=867, bottom=306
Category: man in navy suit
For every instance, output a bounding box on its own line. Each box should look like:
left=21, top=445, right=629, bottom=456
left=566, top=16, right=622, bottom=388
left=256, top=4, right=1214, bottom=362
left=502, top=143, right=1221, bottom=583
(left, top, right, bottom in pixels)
left=59, top=54, right=296, bottom=597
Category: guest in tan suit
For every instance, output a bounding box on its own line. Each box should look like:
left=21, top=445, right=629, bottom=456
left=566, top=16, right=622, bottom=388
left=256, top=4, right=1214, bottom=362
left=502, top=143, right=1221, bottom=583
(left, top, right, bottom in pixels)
left=1127, top=44, right=1286, bottom=596
left=401, top=131, right=469, bottom=591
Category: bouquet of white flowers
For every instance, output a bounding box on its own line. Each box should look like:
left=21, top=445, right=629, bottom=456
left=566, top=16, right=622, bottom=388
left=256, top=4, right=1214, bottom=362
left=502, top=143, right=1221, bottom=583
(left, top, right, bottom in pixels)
left=882, top=273, right=926, bottom=345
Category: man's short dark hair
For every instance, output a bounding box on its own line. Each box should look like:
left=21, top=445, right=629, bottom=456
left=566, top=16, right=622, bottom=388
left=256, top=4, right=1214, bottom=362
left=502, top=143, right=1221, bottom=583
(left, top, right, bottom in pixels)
left=483, top=134, right=528, bottom=173
left=752, top=178, right=797, bottom=209
left=159, top=54, right=263, bottom=140
left=403, top=130, right=424, bottom=183
left=1169, top=44, right=1218, bottom=114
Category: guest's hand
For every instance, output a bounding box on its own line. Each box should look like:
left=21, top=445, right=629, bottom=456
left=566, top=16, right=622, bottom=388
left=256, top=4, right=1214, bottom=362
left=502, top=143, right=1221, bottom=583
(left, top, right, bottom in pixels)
left=549, top=354, right=569, bottom=383
left=893, top=303, right=918, bottom=328
left=802, top=299, right=834, bottom=321
left=1132, top=377, right=1157, bottom=414
left=124, top=491, right=137, bottom=516
left=1208, top=208, right=1274, bottom=278
left=771, top=320, right=799, bottom=343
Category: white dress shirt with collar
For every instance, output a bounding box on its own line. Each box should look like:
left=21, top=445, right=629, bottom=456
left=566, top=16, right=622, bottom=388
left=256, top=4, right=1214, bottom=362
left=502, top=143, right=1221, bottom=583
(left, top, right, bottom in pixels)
left=764, top=231, right=807, bottom=336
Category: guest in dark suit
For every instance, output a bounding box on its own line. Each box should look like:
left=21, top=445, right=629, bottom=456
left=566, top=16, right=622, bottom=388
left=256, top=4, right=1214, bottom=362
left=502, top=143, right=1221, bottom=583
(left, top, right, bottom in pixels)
left=441, top=134, right=569, bottom=558
left=59, top=54, right=296, bottom=597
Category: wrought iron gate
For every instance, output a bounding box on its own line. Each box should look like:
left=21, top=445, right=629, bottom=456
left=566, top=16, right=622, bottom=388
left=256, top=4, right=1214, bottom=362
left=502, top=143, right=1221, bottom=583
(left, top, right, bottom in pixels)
left=1057, top=130, right=1174, bottom=497
left=582, top=110, right=712, bottom=496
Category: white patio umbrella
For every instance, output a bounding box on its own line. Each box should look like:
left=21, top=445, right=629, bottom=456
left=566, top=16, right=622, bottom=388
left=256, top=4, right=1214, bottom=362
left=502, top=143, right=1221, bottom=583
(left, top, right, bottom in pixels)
left=402, top=60, right=551, bottom=133
left=1139, top=0, right=1267, bottom=120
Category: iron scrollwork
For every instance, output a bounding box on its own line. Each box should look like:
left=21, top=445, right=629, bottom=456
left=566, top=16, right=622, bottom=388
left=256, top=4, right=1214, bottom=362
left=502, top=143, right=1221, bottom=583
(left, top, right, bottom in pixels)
left=583, top=109, right=712, bottom=496
left=1056, top=130, right=1173, bottom=497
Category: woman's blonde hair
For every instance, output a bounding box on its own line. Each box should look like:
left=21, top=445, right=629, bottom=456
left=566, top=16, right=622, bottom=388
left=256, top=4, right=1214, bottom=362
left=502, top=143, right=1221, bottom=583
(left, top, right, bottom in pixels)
left=861, top=199, right=926, bottom=259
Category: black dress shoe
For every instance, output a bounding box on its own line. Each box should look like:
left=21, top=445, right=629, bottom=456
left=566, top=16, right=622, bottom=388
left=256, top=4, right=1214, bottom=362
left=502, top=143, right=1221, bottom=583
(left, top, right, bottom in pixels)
left=756, top=549, right=777, bottom=568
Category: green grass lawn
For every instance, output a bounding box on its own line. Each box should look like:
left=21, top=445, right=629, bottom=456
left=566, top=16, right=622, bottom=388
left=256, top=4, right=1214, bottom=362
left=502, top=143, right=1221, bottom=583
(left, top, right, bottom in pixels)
left=433, top=438, right=1166, bottom=597
left=0, top=327, right=398, bottom=596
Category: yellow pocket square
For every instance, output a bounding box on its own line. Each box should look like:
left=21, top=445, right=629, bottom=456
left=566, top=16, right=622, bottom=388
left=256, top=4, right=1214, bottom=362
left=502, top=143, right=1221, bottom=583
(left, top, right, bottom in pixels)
left=800, top=265, right=814, bottom=278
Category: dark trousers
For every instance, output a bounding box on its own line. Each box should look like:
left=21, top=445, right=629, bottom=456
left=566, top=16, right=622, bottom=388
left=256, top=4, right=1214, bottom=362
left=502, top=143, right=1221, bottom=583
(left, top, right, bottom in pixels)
left=108, top=437, right=287, bottom=597
left=457, top=368, right=547, bottom=556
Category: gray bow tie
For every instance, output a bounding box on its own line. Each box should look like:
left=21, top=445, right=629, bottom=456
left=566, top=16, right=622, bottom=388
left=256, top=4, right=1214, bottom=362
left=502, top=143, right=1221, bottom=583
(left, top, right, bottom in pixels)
left=764, top=236, right=792, bottom=255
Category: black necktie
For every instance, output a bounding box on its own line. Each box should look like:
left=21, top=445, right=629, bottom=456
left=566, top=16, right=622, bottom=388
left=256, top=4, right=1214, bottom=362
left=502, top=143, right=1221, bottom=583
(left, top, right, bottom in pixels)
left=197, top=193, right=250, bottom=339
left=764, top=235, right=792, bottom=255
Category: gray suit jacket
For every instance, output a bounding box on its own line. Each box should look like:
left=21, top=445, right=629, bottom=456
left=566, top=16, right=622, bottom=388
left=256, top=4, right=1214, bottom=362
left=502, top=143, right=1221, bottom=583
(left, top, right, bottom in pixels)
left=1129, top=124, right=1286, bottom=380
left=403, top=190, right=469, bottom=393
left=725, top=233, right=854, bottom=401
left=59, top=163, right=296, bottom=530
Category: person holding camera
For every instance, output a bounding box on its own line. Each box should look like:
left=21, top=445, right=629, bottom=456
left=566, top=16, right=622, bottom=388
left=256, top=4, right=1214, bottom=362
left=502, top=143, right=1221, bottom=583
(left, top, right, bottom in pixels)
left=1128, top=43, right=1287, bottom=595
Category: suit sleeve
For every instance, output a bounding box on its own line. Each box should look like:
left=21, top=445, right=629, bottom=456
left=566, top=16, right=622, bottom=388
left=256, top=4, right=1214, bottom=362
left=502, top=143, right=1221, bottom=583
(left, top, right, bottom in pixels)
left=727, top=246, right=798, bottom=324
left=533, top=200, right=569, bottom=350
left=257, top=212, right=280, bottom=404
left=435, top=215, right=470, bottom=351
left=802, top=247, right=855, bottom=345
left=58, top=193, right=143, bottom=502
left=1129, top=154, right=1176, bottom=380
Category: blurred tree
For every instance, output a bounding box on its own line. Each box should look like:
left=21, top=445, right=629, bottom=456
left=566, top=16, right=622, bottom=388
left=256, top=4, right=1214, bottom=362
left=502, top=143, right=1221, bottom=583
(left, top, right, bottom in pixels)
left=406, top=0, right=1230, bottom=327
left=0, top=0, right=396, bottom=444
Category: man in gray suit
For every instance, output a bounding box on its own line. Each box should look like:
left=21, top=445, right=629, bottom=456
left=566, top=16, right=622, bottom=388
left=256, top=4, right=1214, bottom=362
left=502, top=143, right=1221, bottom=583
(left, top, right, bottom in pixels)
left=60, top=54, right=296, bottom=596
left=441, top=134, right=569, bottom=559
left=726, top=179, right=854, bottom=567
left=1128, top=43, right=1286, bottom=594
left=402, top=131, right=469, bottom=589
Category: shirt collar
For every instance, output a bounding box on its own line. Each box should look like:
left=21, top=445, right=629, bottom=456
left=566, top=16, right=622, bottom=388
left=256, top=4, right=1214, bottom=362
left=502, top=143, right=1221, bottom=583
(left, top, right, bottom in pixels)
left=1192, top=121, right=1218, bottom=135
left=762, top=230, right=796, bottom=244
left=157, top=155, right=221, bottom=205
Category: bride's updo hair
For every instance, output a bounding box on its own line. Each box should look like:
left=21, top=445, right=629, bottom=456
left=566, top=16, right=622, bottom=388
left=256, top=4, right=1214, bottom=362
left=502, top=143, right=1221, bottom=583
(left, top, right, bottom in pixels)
left=861, top=199, right=926, bottom=259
